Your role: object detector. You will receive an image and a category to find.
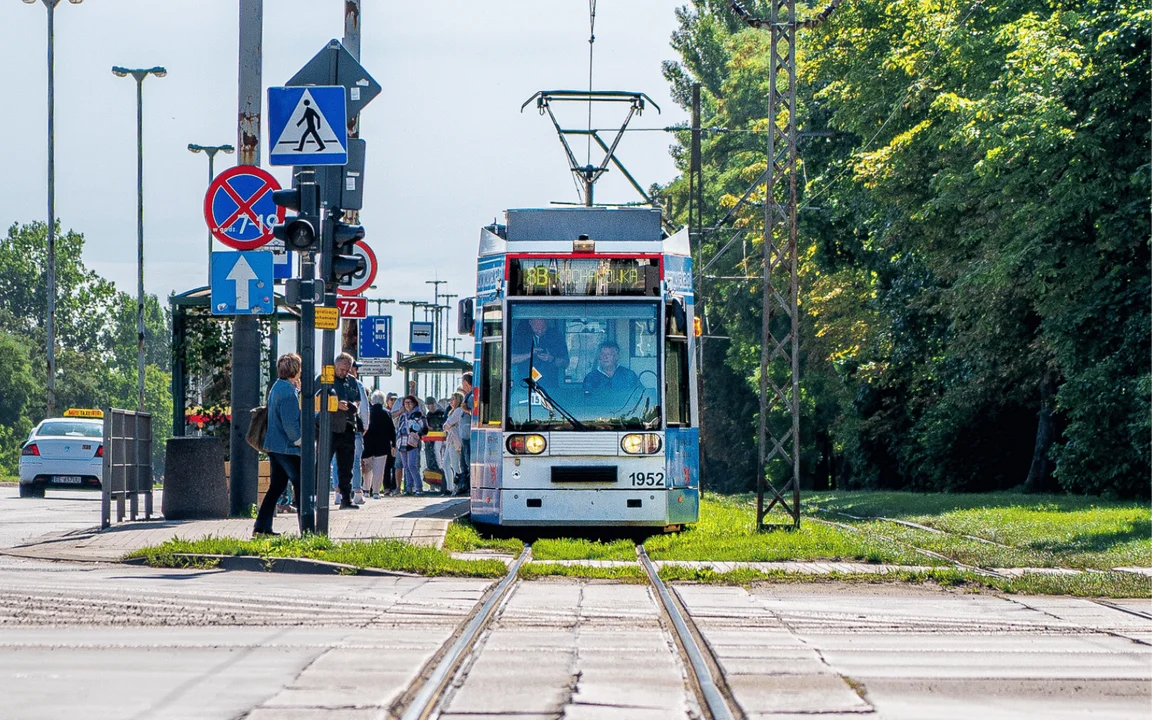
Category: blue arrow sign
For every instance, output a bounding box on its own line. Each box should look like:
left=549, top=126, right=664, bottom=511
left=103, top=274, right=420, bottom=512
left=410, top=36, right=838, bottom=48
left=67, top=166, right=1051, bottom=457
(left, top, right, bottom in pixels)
left=268, top=86, right=347, bottom=166
left=211, top=251, right=274, bottom=315
left=359, top=316, right=393, bottom=359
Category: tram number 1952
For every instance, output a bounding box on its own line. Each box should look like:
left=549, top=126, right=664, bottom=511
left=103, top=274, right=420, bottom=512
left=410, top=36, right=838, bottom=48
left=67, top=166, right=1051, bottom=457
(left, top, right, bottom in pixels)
left=629, top=471, right=665, bottom=487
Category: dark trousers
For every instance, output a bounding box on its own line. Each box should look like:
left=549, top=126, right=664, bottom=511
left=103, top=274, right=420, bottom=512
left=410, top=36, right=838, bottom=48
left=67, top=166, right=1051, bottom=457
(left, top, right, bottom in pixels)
left=328, top=430, right=356, bottom=503
left=383, top=451, right=397, bottom=491
left=257, top=452, right=301, bottom=533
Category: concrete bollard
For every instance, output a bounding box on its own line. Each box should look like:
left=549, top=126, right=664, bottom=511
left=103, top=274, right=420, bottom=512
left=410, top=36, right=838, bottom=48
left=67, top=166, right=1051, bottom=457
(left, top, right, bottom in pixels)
left=162, top=437, right=229, bottom=520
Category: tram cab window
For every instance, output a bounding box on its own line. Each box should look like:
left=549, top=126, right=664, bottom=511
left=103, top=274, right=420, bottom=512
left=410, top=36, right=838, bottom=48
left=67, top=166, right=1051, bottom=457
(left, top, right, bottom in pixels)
left=480, top=305, right=503, bottom=425
left=665, top=299, right=691, bottom=427
left=507, top=301, right=661, bottom=431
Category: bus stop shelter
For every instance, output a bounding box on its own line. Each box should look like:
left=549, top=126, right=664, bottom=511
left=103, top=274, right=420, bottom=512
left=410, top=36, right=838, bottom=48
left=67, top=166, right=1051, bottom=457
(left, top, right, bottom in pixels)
left=169, top=286, right=300, bottom=437
left=396, top=353, right=472, bottom=400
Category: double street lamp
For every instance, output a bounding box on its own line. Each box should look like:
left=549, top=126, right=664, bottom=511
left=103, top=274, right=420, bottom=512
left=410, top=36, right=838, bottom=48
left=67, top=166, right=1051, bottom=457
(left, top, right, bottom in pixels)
left=188, top=143, right=234, bottom=279
left=112, top=65, right=166, bottom=412
left=23, top=0, right=84, bottom=417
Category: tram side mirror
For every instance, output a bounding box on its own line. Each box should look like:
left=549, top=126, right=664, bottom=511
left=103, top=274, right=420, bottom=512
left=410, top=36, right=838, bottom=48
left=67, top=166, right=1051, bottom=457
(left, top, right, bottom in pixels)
left=668, top=298, right=688, bottom=336
left=458, top=297, right=475, bottom=336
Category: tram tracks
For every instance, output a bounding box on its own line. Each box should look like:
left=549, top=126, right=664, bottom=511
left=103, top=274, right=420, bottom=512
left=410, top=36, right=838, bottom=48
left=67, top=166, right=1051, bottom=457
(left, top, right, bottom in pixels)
left=391, top=542, right=743, bottom=720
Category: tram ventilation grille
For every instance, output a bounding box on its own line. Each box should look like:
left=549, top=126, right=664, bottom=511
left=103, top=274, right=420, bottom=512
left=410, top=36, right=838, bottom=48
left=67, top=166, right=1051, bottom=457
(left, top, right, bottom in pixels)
left=551, top=466, right=618, bottom=484
left=548, top=434, right=620, bottom=456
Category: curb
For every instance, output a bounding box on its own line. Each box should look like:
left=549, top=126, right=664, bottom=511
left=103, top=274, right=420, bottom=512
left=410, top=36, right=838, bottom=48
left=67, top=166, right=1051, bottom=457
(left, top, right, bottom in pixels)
left=122, top=553, right=420, bottom=577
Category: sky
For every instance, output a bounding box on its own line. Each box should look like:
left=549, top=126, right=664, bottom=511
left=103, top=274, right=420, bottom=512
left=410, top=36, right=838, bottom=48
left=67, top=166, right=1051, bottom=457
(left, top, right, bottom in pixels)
left=0, top=0, right=690, bottom=395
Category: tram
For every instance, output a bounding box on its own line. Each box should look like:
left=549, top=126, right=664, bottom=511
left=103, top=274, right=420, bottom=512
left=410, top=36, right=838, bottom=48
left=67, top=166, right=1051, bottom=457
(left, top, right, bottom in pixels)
left=459, top=206, right=700, bottom=528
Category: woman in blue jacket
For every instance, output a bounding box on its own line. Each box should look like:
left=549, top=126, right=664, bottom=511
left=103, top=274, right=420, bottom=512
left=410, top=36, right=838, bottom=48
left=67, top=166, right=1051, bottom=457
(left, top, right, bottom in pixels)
left=255, top=353, right=303, bottom=536
left=397, top=395, right=426, bottom=495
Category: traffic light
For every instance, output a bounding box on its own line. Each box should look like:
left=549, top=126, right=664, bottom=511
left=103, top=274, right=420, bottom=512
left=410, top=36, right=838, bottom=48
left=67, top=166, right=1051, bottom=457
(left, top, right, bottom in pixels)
left=272, top=170, right=320, bottom=251
left=324, top=214, right=366, bottom=285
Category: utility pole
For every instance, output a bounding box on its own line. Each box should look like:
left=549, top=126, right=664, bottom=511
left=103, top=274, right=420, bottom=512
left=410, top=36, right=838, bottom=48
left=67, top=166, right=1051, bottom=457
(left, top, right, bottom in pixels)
left=425, top=280, right=446, bottom=353
left=730, top=0, right=840, bottom=529
left=399, top=300, right=429, bottom=321
left=27, top=0, right=85, bottom=417
left=441, top=293, right=459, bottom=351
left=229, top=0, right=263, bottom=517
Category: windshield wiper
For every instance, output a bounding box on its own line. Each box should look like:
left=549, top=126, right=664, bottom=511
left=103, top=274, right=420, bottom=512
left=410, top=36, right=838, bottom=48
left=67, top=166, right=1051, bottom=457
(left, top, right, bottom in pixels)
left=524, top=344, right=588, bottom=430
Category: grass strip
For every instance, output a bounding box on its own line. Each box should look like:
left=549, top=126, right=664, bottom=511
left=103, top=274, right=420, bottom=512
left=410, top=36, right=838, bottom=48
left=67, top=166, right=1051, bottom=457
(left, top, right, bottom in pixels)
left=806, top=491, right=1152, bottom=570
left=443, top=519, right=524, bottom=555
left=519, top=562, right=646, bottom=582
left=657, top=564, right=1151, bottom=598
left=644, top=497, right=940, bottom=566
left=125, top=534, right=508, bottom=578
left=531, top=537, right=637, bottom=561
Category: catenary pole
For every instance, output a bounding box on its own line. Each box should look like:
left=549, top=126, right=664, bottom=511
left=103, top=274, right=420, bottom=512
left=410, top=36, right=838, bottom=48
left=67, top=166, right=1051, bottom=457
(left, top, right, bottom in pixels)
left=230, top=0, right=263, bottom=516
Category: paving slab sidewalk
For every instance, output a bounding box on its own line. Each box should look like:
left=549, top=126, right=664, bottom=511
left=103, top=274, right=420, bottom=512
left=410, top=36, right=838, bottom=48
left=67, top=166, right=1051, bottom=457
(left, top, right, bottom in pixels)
left=3, top=494, right=469, bottom=563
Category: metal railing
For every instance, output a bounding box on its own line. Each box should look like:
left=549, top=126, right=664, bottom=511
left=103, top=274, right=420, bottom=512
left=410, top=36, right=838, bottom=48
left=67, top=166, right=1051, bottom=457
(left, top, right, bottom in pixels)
left=101, top=408, right=154, bottom=529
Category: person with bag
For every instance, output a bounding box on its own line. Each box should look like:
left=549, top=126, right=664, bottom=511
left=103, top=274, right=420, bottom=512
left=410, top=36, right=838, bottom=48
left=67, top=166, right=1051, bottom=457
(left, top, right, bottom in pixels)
left=397, top=395, right=426, bottom=495
left=441, top=392, right=466, bottom=496
left=254, top=353, right=302, bottom=537
left=361, top=390, right=395, bottom=498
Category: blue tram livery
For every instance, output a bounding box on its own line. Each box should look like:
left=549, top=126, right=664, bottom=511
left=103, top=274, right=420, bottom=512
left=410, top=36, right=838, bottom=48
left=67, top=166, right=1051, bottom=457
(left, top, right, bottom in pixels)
left=458, top=206, right=700, bottom=529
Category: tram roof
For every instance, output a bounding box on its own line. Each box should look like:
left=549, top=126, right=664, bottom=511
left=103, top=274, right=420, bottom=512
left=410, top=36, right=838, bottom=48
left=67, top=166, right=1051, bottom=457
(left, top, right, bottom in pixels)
left=395, top=353, right=472, bottom=373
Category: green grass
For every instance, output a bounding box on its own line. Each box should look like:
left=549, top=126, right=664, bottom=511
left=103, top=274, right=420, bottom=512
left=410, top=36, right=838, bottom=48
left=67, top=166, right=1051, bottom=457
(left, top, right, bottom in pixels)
left=658, top=564, right=1151, bottom=598
left=531, top=537, right=638, bottom=561
left=642, top=496, right=942, bottom=565
left=443, top=520, right=524, bottom=555
left=806, top=491, right=1152, bottom=570
left=519, top=562, right=646, bottom=582
left=126, top=534, right=508, bottom=578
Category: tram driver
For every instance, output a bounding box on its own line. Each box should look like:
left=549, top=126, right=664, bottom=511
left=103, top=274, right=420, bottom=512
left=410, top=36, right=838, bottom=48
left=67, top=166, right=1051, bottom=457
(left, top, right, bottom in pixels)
left=582, top=340, right=639, bottom=393
left=511, top=317, right=570, bottom=388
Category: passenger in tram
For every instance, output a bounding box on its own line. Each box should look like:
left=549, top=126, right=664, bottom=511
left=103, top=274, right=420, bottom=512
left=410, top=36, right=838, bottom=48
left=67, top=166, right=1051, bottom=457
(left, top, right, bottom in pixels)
left=510, top=317, right=570, bottom=388
left=582, top=340, right=639, bottom=394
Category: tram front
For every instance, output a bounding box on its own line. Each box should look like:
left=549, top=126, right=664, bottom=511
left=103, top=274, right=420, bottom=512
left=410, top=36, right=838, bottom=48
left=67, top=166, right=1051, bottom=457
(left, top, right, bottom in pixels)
left=467, top=207, right=700, bottom=529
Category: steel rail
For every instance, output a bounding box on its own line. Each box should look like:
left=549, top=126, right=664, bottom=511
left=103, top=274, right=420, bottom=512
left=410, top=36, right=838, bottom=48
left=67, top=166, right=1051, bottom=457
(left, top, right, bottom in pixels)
left=398, top=547, right=530, bottom=720
left=638, top=545, right=739, bottom=720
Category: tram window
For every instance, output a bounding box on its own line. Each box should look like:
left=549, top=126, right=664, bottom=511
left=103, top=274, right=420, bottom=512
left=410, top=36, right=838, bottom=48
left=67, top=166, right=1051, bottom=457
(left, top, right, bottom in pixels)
left=665, top=337, right=690, bottom=427
left=481, top=339, right=503, bottom=425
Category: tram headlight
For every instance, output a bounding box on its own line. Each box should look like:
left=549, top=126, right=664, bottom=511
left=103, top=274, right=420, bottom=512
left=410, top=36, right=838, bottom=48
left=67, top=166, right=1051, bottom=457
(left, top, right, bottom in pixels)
left=507, top=434, right=547, bottom=455
left=621, top=433, right=662, bottom=455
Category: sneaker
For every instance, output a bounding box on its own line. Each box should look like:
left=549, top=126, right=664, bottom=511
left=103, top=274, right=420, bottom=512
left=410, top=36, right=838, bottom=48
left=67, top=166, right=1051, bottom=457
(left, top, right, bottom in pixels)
left=372, top=493, right=381, bottom=500
left=353, top=491, right=366, bottom=505
left=339, top=502, right=360, bottom=510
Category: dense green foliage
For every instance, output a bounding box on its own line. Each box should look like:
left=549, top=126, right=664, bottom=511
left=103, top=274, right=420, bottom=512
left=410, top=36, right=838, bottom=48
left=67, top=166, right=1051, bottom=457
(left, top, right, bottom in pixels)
left=0, top=222, right=172, bottom=474
left=660, top=0, right=1149, bottom=497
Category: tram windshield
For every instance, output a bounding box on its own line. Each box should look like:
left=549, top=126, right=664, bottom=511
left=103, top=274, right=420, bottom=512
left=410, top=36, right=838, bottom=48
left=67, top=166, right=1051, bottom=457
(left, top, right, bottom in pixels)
left=507, top=301, right=661, bottom=431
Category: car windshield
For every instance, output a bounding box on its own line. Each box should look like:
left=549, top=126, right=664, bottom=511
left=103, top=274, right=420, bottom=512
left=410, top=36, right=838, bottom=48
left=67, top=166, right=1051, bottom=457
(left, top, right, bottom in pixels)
left=507, top=301, right=661, bottom=431
left=38, top=421, right=103, bottom=438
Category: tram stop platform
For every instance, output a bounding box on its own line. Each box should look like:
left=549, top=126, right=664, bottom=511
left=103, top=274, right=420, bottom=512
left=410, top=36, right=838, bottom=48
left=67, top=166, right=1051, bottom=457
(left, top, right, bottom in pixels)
left=2, top=493, right=469, bottom=564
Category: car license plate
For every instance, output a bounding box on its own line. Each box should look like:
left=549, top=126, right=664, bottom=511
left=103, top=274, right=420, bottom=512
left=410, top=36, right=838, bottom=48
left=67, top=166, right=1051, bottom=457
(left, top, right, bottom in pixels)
left=54, top=476, right=82, bottom=484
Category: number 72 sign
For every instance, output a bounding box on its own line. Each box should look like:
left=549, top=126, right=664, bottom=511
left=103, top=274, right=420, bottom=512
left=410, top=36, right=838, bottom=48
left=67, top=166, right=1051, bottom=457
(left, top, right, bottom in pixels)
left=336, top=297, right=366, bottom=319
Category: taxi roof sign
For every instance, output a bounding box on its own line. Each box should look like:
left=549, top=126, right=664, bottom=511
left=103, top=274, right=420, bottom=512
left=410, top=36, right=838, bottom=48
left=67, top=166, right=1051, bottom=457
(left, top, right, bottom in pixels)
left=63, top=409, right=104, bottom=419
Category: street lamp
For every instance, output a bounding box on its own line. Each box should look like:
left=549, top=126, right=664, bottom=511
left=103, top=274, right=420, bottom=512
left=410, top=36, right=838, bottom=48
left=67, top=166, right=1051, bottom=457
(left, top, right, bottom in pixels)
left=188, top=143, right=234, bottom=279
left=367, top=297, right=395, bottom=314
left=24, top=0, right=84, bottom=417
left=112, top=65, right=166, bottom=412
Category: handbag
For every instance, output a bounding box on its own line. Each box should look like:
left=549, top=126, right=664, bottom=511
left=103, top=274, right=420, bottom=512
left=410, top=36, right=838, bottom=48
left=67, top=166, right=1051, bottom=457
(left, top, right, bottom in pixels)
left=246, top=388, right=272, bottom=451
left=247, top=405, right=269, bottom=451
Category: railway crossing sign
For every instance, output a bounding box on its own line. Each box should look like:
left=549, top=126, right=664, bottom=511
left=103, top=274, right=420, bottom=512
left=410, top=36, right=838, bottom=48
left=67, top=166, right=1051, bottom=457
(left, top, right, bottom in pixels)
left=203, top=166, right=284, bottom=250
left=359, top=315, right=393, bottom=359
left=268, top=86, right=348, bottom=166
left=210, top=251, right=274, bottom=315
left=336, top=240, right=377, bottom=296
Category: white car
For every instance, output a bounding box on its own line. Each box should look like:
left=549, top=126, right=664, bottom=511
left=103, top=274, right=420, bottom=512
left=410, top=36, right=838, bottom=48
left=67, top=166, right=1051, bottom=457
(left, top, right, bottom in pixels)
left=18, top=416, right=104, bottom=498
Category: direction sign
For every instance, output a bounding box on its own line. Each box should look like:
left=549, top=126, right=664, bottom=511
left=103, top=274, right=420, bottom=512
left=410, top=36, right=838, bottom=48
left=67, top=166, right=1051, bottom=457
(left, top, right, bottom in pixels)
left=359, top=315, right=393, bottom=359
left=203, top=166, right=284, bottom=250
left=211, top=251, right=274, bottom=315
left=268, top=86, right=348, bottom=166
left=410, top=321, right=434, bottom=354
left=336, top=240, right=377, bottom=296
left=287, top=39, right=382, bottom=119
left=336, top=297, right=366, bottom=319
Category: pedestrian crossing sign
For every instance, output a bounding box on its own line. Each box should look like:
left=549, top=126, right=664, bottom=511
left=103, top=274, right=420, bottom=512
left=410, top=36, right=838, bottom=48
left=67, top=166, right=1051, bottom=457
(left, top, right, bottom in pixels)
left=268, top=86, right=348, bottom=166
